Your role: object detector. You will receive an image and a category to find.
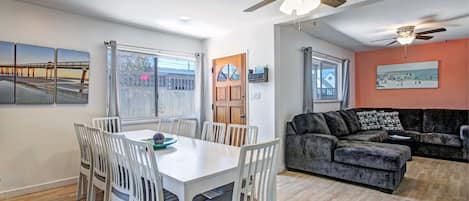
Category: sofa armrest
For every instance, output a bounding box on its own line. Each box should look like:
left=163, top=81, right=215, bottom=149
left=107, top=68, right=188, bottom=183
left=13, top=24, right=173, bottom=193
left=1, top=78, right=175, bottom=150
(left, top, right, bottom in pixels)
left=460, top=125, right=469, bottom=140
left=286, top=133, right=338, bottom=165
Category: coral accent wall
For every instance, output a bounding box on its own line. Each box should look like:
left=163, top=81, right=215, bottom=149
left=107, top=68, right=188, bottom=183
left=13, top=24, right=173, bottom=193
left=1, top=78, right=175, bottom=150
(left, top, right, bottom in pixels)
left=355, top=38, right=469, bottom=109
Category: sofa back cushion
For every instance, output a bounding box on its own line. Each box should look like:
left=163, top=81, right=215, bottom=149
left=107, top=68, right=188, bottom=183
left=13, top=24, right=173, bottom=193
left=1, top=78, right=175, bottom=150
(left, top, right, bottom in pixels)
left=292, top=113, right=331, bottom=135
left=396, top=109, right=423, bottom=132
left=323, top=111, right=350, bottom=136
left=339, top=110, right=360, bottom=133
left=423, top=109, right=469, bottom=134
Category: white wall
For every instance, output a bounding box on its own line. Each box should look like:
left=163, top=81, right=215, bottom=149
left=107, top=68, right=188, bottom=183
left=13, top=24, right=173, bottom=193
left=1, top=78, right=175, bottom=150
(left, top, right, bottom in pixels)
left=203, top=22, right=276, bottom=143
left=0, top=0, right=201, bottom=194
left=274, top=24, right=355, bottom=170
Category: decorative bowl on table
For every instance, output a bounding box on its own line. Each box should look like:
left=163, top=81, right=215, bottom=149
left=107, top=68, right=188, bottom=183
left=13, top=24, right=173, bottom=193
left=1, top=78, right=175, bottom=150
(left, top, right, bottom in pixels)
left=144, top=133, right=177, bottom=150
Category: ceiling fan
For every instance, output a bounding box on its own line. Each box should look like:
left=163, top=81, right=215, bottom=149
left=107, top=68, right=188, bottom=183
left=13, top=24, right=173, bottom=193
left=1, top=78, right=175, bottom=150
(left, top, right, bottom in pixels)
left=373, top=26, right=447, bottom=46
left=243, top=0, right=346, bottom=14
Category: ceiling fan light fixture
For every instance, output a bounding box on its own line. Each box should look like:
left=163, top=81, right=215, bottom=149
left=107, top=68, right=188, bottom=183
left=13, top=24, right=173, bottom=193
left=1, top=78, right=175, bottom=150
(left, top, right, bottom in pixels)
left=280, top=0, right=321, bottom=15
left=397, top=35, right=415, bottom=45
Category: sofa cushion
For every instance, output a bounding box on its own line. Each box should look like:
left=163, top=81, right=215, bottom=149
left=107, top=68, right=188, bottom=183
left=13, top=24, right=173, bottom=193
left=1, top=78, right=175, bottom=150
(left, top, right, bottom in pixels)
left=334, top=141, right=411, bottom=171
left=420, top=133, right=462, bottom=148
left=377, top=111, right=404, bottom=131
left=339, top=130, right=388, bottom=142
left=423, top=109, right=468, bottom=135
left=292, top=113, right=331, bottom=135
left=339, top=110, right=361, bottom=133
left=397, top=109, right=423, bottom=132
left=323, top=111, right=350, bottom=137
left=356, top=110, right=381, bottom=130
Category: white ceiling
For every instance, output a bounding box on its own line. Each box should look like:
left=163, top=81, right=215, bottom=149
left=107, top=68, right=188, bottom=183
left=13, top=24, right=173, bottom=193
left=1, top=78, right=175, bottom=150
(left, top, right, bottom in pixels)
left=19, top=0, right=289, bottom=38
left=19, top=0, right=371, bottom=39
left=301, top=0, right=469, bottom=51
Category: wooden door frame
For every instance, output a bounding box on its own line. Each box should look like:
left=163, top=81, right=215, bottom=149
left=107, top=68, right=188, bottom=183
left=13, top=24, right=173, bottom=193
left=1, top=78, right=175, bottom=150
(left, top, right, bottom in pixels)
left=211, top=50, right=249, bottom=124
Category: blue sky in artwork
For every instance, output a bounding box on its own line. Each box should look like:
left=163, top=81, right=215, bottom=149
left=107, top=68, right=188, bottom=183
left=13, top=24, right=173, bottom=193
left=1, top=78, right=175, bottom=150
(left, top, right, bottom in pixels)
left=57, top=49, right=89, bottom=62
left=16, top=44, right=55, bottom=64
left=0, top=41, right=14, bottom=65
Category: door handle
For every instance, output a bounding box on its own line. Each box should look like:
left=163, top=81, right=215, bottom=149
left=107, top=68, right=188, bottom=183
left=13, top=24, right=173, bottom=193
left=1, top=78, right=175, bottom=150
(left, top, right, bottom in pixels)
left=240, top=114, right=246, bottom=118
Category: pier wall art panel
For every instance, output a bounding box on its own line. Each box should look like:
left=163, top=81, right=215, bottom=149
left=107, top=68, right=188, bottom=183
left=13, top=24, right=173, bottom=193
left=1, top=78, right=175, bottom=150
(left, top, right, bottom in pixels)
left=0, top=41, right=15, bottom=104
left=0, top=41, right=90, bottom=104
left=56, top=49, right=89, bottom=104
left=16, top=44, right=56, bottom=104
left=376, top=61, right=439, bottom=89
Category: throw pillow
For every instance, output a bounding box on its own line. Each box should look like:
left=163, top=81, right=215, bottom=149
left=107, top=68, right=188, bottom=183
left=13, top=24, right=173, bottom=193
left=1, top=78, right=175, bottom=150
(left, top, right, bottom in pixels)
left=377, top=111, right=404, bottom=131
left=323, top=111, right=350, bottom=137
left=356, top=110, right=381, bottom=130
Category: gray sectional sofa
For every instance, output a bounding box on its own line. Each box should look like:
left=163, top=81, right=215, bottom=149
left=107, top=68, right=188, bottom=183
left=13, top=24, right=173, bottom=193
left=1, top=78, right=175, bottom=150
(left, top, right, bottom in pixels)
left=285, top=108, right=469, bottom=192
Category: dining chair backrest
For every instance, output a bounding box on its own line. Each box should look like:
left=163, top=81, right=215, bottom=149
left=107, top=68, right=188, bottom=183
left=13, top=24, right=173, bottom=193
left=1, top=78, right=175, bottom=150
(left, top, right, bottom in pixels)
left=174, top=119, right=197, bottom=138
left=226, top=124, right=259, bottom=147
left=103, top=132, right=132, bottom=196
left=233, top=139, right=280, bottom=201
left=123, top=138, right=164, bottom=201
left=155, top=117, right=174, bottom=133
left=88, top=126, right=109, bottom=179
left=92, top=116, right=121, bottom=133
left=74, top=123, right=93, bottom=168
left=201, top=121, right=227, bottom=143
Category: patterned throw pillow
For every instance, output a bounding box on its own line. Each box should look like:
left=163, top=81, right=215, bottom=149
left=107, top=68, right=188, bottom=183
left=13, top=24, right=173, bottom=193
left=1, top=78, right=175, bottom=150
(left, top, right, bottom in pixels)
left=377, top=111, right=404, bottom=131
left=356, top=110, right=381, bottom=130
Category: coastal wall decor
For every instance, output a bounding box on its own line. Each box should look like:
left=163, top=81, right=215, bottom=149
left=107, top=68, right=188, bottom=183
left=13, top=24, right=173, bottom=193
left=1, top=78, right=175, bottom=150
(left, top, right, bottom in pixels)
left=0, top=41, right=15, bottom=104
left=376, top=61, right=439, bottom=89
left=56, top=49, right=90, bottom=104
left=15, top=44, right=56, bottom=104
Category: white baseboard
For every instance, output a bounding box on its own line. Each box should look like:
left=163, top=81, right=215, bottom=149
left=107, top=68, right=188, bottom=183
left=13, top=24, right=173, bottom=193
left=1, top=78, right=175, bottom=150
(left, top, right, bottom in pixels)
left=0, top=176, right=78, bottom=199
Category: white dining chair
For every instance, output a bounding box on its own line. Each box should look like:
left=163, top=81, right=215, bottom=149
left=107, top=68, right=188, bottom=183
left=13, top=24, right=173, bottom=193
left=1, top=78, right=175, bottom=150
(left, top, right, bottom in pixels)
left=232, top=139, right=280, bottom=201
left=92, top=116, right=121, bottom=133
left=201, top=121, right=227, bottom=143
left=88, top=126, right=111, bottom=201
left=226, top=124, right=259, bottom=147
left=174, top=119, right=197, bottom=138
left=103, top=132, right=132, bottom=201
left=155, top=117, right=175, bottom=133
left=73, top=123, right=93, bottom=201
left=123, top=138, right=178, bottom=201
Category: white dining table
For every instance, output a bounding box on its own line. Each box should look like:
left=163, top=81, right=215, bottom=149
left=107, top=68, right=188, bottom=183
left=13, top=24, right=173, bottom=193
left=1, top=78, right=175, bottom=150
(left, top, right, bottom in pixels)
left=122, top=129, right=243, bottom=201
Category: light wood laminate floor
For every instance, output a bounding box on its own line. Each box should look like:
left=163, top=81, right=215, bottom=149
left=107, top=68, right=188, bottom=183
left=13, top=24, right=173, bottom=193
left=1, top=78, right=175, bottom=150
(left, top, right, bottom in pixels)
left=2, top=157, right=468, bottom=201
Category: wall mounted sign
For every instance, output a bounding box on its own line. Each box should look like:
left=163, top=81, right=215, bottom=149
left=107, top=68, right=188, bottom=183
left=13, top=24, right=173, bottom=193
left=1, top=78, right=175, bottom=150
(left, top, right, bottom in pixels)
left=0, top=41, right=90, bottom=104
left=376, top=61, right=438, bottom=89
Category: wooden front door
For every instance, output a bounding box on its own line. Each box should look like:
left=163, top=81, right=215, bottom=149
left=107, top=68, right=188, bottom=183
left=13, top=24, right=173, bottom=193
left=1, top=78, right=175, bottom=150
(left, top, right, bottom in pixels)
left=212, top=53, right=246, bottom=125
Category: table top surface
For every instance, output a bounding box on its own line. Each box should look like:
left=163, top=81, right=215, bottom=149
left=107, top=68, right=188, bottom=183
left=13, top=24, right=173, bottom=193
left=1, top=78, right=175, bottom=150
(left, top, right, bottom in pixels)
left=121, top=129, right=241, bottom=184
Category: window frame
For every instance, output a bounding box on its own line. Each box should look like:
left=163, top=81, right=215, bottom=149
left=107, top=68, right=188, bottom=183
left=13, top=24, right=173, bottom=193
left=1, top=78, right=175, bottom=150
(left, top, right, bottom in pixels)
left=116, top=49, right=197, bottom=124
left=312, top=56, right=341, bottom=102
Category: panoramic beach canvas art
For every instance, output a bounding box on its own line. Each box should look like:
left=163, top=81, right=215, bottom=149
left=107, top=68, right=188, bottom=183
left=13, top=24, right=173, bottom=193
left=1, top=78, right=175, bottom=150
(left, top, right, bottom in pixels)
left=376, top=61, right=439, bottom=89
left=56, top=49, right=89, bottom=104
left=0, top=41, right=15, bottom=104
left=15, top=44, right=55, bottom=104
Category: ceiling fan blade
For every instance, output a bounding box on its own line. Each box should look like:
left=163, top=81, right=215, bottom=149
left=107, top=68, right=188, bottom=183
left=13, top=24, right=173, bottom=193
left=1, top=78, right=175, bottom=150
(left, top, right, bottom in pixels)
left=416, top=28, right=447, bottom=35
left=321, top=0, right=347, bottom=7
left=243, top=0, right=277, bottom=12
left=416, top=35, right=434, bottom=40
left=386, top=40, right=397, bottom=46
left=370, top=37, right=396, bottom=43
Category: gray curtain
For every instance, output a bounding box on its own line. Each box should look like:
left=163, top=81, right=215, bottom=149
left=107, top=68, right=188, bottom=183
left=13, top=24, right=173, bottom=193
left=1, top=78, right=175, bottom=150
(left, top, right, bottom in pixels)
left=195, top=52, right=205, bottom=138
left=340, top=59, right=350, bottom=110
left=105, top=40, right=120, bottom=117
left=303, top=47, right=314, bottom=113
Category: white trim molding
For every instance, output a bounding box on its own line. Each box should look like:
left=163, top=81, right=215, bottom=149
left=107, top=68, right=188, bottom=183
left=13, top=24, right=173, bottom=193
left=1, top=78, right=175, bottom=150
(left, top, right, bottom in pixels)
left=0, top=176, right=78, bottom=199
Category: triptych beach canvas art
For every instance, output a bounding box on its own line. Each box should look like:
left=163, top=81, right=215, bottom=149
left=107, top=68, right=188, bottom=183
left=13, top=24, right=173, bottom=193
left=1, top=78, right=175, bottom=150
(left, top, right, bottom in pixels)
left=0, top=41, right=89, bottom=104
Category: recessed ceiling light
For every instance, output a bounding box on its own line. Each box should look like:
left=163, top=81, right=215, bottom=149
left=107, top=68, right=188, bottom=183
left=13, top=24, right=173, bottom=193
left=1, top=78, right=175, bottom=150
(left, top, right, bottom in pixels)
left=179, top=16, right=191, bottom=23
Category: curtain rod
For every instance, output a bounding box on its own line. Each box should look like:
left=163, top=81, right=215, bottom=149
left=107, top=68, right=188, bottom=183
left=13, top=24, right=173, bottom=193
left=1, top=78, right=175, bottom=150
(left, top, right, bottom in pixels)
left=104, top=41, right=198, bottom=57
